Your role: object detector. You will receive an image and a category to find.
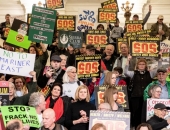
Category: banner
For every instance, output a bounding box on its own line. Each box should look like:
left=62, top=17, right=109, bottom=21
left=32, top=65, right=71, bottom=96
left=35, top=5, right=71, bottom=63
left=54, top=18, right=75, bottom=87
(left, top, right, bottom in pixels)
left=84, top=30, right=110, bottom=47
left=116, top=38, right=127, bottom=54
left=89, top=110, right=130, bottom=130
left=125, top=20, right=143, bottom=32
left=45, top=0, right=64, bottom=9
left=0, top=81, right=9, bottom=106
left=1, top=105, right=40, bottom=128
left=77, top=9, right=97, bottom=31
left=27, top=14, right=32, bottom=24
left=28, top=6, right=57, bottom=44
left=75, top=55, right=101, bottom=79
left=56, top=15, right=76, bottom=31
left=94, top=85, right=129, bottom=109
left=98, top=8, right=117, bottom=23
left=6, top=19, right=31, bottom=49
left=101, top=0, right=119, bottom=11
left=0, top=48, right=35, bottom=77
left=58, top=30, right=83, bottom=48
left=129, top=37, right=160, bottom=57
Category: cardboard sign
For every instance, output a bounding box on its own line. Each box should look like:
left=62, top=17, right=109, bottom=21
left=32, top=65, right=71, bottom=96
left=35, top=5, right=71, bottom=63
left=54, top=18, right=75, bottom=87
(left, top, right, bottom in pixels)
left=125, top=20, right=143, bottom=32
left=56, top=15, right=76, bottom=31
left=98, top=8, right=117, bottom=23
left=0, top=48, right=35, bottom=77
left=129, top=37, right=160, bottom=57
left=27, top=13, right=32, bottom=24
left=101, top=0, right=119, bottom=11
left=6, top=19, right=31, bottom=49
left=28, top=6, right=57, bottom=44
left=84, top=30, right=110, bottom=47
left=1, top=105, right=40, bottom=128
left=89, top=110, right=130, bottom=130
left=45, top=0, right=64, bottom=9
left=58, top=30, right=83, bottom=48
left=94, top=85, right=129, bottom=109
left=116, top=38, right=127, bottom=54
left=0, top=81, right=9, bottom=106
left=77, top=9, right=97, bottom=31
left=75, top=55, right=101, bottom=79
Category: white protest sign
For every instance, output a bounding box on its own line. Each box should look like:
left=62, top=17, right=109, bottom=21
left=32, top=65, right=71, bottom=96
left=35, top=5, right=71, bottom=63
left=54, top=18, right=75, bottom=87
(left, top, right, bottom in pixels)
left=0, top=48, right=35, bottom=77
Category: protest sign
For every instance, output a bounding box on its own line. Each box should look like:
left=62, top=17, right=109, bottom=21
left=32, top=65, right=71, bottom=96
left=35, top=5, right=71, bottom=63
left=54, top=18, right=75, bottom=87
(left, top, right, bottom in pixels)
left=98, top=8, right=117, bottom=23
left=1, top=105, right=40, bottom=128
left=0, top=48, right=35, bottom=77
left=75, top=55, right=101, bottom=79
left=58, top=31, right=83, bottom=48
left=116, top=38, right=127, bottom=54
left=27, top=13, right=32, bottom=24
left=56, top=15, right=76, bottom=31
left=77, top=9, right=97, bottom=31
left=28, top=6, right=56, bottom=44
left=125, top=20, right=143, bottom=32
left=94, top=85, right=129, bottom=109
left=84, top=30, right=110, bottom=47
left=6, top=19, right=31, bottom=49
left=0, top=81, right=9, bottom=106
left=89, top=110, right=130, bottom=130
left=101, top=0, right=119, bottom=11
left=46, top=0, right=64, bottom=9
left=129, top=37, right=160, bottom=57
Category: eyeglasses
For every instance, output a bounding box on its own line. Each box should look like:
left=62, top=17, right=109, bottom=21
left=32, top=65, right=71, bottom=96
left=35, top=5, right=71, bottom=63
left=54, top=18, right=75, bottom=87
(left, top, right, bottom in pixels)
left=159, top=19, right=163, bottom=21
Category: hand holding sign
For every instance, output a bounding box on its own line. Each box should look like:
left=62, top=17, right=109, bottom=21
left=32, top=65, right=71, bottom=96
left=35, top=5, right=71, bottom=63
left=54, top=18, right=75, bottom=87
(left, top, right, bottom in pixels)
left=80, top=110, right=87, bottom=117
left=46, top=69, right=54, bottom=78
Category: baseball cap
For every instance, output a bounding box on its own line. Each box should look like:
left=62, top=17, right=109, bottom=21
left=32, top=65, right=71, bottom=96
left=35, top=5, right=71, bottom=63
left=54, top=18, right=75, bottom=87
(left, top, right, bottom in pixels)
left=158, top=15, right=164, bottom=19
left=86, top=44, right=95, bottom=50
left=50, top=55, right=62, bottom=62
left=157, top=67, right=167, bottom=73
left=154, top=103, right=170, bottom=110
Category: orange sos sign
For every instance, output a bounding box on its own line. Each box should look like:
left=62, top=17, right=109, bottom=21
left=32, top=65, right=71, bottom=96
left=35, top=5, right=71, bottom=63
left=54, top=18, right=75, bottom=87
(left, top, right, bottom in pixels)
left=103, top=3, right=117, bottom=9
left=77, top=62, right=99, bottom=75
left=132, top=42, right=158, bottom=53
left=99, top=12, right=116, bottom=21
left=127, top=24, right=142, bottom=32
left=57, top=19, right=74, bottom=28
left=86, top=34, right=107, bottom=45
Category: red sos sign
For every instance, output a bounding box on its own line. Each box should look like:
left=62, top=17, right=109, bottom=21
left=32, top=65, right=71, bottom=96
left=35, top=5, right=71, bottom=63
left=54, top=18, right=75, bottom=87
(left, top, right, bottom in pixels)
left=99, top=12, right=116, bottom=21
left=78, top=62, right=99, bottom=74
left=103, top=3, right=117, bottom=9
left=117, top=92, right=126, bottom=104
left=127, top=24, right=142, bottom=32
left=133, top=42, right=158, bottom=53
left=87, top=35, right=107, bottom=44
left=57, top=20, right=74, bottom=28
left=97, top=92, right=104, bottom=104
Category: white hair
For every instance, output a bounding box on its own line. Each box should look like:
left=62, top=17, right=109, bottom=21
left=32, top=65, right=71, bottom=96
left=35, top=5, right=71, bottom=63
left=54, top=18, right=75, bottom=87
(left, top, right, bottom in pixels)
left=63, top=66, right=78, bottom=83
left=9, top=82, right=15, bottom=89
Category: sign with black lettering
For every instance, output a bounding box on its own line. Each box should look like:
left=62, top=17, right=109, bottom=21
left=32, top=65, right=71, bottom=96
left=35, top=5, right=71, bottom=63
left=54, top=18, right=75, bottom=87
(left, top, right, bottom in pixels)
left=45, top=0, right=64, bottom=9
left=84, top=30, right=110, bottom=47
left=94, top=85, right=129, bottom=109
left=75, top=55, right=101, bottom=79
left=98, top=8, right=117, bottom=23
left=89, top=110, right=130, bottom=130
left=126, top=29, right=151, bottom=37
left=125, top=20, right=143, bottom=32
left=1, top=105, right=40, bottom=128
left=0, top=81, right=9, bottom=106
left=116, top=38, right=128, bottom=54
left=101, top=0, right=119, bottom=11
left=56, top=15, right=76, bottom=31
left=129, top=37, right=160, bottom=57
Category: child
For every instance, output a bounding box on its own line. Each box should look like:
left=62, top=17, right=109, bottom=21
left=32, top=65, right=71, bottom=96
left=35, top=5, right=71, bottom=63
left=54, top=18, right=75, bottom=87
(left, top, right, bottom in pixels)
left=113, top=67, right=126, bottom=85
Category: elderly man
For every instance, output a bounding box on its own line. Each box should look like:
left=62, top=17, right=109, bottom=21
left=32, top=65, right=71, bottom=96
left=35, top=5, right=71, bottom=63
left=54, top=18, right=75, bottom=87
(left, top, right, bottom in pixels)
left=147, top=103, right=170, bottom=130
left=0, top=14, right=10, bottom=40
left=150, top=15, right=169, bottom=41
left=41, top=108, right=67, bottom=130
left=6, top=119, right=24, bottom=130
left=98, top=103, right=112, bottom=111
left=144, top=67, right=170, bottom=100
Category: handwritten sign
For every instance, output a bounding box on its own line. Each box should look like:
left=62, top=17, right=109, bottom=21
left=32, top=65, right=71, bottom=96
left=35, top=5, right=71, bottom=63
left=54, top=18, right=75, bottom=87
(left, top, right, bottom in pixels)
left=0, top=48, right=35, bottom=77
left=1, top=105, right=40, bottom=128
left=98, top=8, right=117, bottom=23
left=46, top=0, right=64, bottom=9
left=89, top=110, right=130, bottom=130
left=125, top=20, right=143, bottom=32
left=117, top=38, right=127, bottom=54
left=101, top=0, right=119, bottom=11
left=77, top=9, right=97, bottom=31
left=75, top=55, right=101, bottom=79
left=129, top=37, right=160, bottom=57
left=28, top=6, right=56, bottom=44
left=0, top=81, right=9, bottom=106
left=56, top=15, right=76, bottom=31
left=84, top=30, right=110, bottom=47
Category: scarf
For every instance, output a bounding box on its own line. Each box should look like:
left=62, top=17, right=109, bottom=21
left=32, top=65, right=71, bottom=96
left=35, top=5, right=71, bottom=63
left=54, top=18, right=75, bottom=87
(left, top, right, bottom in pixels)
left=46, top=97, right=63, bottom=121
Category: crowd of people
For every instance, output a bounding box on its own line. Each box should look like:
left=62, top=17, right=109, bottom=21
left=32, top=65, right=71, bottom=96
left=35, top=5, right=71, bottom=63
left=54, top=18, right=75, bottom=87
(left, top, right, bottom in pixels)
left=0, top=4, right=170, bottom=130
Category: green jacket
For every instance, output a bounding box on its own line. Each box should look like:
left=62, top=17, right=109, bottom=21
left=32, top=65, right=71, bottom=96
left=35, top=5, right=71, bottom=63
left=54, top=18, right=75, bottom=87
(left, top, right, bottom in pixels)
left=150, top=22, right=169, bottom=41
left=143, top=80, right=170, bottom=101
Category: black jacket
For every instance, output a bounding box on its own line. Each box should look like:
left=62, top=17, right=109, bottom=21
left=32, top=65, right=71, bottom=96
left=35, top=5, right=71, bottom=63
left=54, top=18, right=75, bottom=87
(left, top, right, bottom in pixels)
left=102, top=53, right=116, bottom=71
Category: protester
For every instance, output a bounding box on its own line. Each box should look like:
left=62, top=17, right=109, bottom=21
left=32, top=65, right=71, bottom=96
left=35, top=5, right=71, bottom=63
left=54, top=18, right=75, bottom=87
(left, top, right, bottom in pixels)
left=0, top=14, right=10, bottom=40
left=98, top=103, right=112, bottom=111
left=6, top=119, right=24, bottom=130
left=60, top=54, right=68, bottom=70
left=96, top=24, right=104, bottom=30
left=136, top=123, right=153, bottom=130
left=76, top=43, right=86, bottom=55
left=113, top=67, right=127, bottom=85
left=91, top=123, right=106, bottom=130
